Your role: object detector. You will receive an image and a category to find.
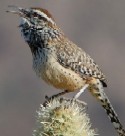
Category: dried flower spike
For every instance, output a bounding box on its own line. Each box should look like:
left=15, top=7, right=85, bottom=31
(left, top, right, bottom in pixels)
left=33, top=97, right=97, bottom=136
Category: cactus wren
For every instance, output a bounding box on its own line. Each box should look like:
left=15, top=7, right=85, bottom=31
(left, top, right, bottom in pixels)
left=7, top=6, right=125, bottom=135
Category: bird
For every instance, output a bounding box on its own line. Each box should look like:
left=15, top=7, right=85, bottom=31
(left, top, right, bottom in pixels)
left=7, top=5, right=125, bottom=135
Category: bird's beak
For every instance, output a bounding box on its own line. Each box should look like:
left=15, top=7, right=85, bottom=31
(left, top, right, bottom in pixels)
left=6, top=5, right=29, bottom=17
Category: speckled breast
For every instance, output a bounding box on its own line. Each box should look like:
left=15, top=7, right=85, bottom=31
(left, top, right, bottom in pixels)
left=33, top=48, right=86, bottom=92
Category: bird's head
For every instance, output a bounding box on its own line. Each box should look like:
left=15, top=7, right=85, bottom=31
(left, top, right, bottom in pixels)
left=7, top=5, right=55, bottom=30
left=7, top=5, right=63, bottom=52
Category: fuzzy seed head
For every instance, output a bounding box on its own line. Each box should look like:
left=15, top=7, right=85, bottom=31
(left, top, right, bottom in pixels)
left=33, top=98, right=97, bottom=136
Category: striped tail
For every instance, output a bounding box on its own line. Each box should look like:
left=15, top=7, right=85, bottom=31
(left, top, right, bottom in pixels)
left=89, top=79, right=125, bottom=136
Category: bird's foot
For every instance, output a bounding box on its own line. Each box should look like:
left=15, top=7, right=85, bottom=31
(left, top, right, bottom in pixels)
left=43, top=90, right=69, bottom=107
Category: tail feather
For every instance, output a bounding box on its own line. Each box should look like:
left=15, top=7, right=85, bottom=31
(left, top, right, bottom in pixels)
left=89, top=79, right=125, bottom=136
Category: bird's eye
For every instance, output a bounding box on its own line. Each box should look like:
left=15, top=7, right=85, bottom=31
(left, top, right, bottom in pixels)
left=33, top=12, right=37, bottom=17
left=38, top=15, right=47, bottom=22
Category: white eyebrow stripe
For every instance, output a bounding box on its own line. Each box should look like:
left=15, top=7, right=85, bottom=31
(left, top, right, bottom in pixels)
left=34, top=10, right=55, bottom=25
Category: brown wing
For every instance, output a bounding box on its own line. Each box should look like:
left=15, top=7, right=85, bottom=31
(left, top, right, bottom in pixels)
left=55, top=38, right=107, bottom=87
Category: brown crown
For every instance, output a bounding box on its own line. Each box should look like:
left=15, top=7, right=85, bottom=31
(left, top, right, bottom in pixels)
left=31, top=7, right=55, bottom=21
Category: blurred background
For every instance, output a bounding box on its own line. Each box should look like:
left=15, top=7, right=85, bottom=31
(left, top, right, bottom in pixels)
left=0, top=0, right=125, bottom=135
